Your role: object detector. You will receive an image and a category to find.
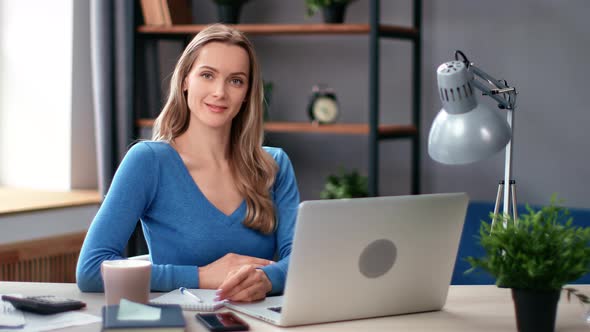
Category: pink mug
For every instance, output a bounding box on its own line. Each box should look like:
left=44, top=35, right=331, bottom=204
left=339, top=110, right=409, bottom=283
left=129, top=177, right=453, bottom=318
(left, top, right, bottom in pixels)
left=101, top=259, right=151, bottom=305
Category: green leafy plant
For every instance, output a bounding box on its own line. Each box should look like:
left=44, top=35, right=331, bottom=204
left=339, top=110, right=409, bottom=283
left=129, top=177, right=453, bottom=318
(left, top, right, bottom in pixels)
left=305, top=0, right=357, bottom=17
left=320, top=168, right=368, bottom=199
left=466, top=195, right=590, bottom=291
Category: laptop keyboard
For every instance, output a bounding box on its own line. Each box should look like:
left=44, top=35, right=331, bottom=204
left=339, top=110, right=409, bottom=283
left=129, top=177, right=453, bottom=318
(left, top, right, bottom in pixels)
left=268, top=306, right=282, bottom=313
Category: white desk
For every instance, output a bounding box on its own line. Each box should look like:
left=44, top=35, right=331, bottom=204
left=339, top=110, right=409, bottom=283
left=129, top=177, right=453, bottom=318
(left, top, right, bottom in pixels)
left=1, top=282, right=589, bottom=331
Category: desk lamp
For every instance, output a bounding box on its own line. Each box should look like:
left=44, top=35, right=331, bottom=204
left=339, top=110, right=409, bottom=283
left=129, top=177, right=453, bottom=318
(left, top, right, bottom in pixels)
left=428, top=51, right=518, bottom=226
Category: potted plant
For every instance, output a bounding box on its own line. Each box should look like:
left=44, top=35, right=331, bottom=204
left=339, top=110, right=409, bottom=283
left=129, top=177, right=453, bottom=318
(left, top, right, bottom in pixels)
left=304, top=0, right=357, bottom=24
left=320, top=168, right=368, bottom=199
left=212, top=0, right=250, bottom=24
left=466, top=196, right=590, bottom=332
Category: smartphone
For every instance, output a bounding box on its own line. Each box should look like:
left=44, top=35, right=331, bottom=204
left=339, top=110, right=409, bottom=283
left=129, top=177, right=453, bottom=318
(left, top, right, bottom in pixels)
left=196, top=312, right=250, bottom=331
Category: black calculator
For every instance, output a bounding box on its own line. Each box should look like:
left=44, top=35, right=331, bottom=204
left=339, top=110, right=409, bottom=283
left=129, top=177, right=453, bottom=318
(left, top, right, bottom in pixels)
left=1, top=295, right=86, bottom=315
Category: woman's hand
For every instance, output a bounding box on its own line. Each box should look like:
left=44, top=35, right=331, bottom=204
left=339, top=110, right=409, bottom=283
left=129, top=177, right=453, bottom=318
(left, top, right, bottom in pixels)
left=216, top=265, right=272, bottom=302
left=198, top=253, right=273, bottom=289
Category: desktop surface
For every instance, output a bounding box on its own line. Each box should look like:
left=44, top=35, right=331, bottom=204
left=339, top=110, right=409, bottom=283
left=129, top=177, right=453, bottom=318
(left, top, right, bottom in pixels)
left=1, top=282, right=589, bottom=331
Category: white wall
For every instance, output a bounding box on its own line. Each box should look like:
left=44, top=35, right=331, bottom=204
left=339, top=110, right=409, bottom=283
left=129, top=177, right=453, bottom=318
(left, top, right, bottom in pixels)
left=0, top=0, right=96, bottom=190
left=0, top=205, right=98, bottom=244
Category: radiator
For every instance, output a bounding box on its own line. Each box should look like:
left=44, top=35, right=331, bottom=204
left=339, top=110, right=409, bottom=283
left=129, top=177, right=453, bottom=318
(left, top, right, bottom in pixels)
left=0, top=232, right=85, bottom=283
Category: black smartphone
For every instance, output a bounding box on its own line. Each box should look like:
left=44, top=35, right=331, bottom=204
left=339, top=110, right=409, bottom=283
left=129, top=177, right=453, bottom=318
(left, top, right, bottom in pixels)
left=196, top=312, right=250, bottom=331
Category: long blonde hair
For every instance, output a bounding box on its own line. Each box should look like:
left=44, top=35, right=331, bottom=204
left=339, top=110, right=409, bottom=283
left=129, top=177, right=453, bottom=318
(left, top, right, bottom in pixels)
left=152, top=24, right=278, bottom=234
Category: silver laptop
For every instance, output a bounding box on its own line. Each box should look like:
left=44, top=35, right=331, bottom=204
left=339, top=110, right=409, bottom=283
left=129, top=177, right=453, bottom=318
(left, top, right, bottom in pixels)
left=225, top=193, right=469, bottom=326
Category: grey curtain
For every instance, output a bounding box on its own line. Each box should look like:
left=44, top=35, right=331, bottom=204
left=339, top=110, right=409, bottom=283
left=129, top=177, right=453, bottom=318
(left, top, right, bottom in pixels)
left=90, top=0, right=147, bottom=256
left=90, top=0, right=134, bottom=195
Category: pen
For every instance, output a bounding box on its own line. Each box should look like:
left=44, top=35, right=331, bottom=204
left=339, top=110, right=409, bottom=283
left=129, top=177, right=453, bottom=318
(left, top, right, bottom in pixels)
left=179, top=287, right=202, bottom=303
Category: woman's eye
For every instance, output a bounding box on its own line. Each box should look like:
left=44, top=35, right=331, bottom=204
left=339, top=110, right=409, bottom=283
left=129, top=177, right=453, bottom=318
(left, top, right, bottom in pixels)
left=231, top=78, right=244, bottom=86
left=201, top=72, right=213, bottom=79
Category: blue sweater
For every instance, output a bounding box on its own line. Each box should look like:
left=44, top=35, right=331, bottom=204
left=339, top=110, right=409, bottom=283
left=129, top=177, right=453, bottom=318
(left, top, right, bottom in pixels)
left=76, top=141, right=300, bottom=293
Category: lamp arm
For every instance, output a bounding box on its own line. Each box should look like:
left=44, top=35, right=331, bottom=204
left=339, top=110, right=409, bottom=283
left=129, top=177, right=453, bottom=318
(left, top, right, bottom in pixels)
left=468, top=65, right=517, bottom=110
left=503, top=108, right=516, bottom=221
left=470, top=79, right=513, bottom=109
left=453, top=50, right=519, bottom=222
left=470, top=64, right=518, bottom=220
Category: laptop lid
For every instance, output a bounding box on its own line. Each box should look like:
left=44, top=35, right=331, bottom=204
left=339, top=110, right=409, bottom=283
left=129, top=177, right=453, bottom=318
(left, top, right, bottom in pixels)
left=228, top=193, right=469, bottom=326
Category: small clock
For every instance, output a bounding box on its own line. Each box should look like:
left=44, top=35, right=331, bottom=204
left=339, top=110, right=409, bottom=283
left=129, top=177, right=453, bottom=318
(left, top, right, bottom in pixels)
left=307, top=85, right=339, bottom=124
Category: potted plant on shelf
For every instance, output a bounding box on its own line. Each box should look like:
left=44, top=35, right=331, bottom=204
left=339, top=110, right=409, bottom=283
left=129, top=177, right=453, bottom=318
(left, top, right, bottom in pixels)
left=320, top=168, right=368, bottom=199
left=304, top=0, right=357, bottom=24
left=212, top=0, right=250, bottom=24
left=466, top=196, right=590, bottom=332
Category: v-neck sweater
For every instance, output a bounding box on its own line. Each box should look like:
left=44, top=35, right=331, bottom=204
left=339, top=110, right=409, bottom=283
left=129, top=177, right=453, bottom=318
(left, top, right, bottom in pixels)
left=76, top=141, right=300, bottom=293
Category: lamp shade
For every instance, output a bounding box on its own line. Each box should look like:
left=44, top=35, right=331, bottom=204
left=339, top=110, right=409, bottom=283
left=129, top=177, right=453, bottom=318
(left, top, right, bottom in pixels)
left=428, top=104, right=511, bottom=164
left=428, top=60, right=512, bottom=164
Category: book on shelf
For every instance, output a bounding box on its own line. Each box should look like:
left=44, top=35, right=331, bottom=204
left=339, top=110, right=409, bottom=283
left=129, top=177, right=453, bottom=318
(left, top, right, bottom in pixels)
left=160, top=0, right=192, bottom=25
left=140, top=0, right=190, bottom=26
left=102, top=303, right=185, bottom=332
left=139, top=0, right=166, bottom=26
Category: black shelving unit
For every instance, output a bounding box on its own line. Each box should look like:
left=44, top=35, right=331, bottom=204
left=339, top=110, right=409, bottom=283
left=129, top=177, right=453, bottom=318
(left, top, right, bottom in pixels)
left=134, top=0, right=422, bottom=197
left=367, top=0, right=421, bottom=196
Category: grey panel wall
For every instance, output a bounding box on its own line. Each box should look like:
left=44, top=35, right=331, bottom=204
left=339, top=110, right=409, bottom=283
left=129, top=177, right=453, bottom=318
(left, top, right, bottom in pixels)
left=152, top=0, right=590, bottom=208
left=422, top=0, right=590, bottom=208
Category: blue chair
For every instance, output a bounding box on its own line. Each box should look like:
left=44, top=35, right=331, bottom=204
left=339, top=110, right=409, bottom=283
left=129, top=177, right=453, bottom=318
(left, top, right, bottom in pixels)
left=451, top=201, right=590, bottom=285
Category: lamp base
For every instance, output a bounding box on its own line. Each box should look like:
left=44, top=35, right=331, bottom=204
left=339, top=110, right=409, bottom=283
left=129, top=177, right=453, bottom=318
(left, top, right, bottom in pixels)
left=492, top=180, right=518, bottom=227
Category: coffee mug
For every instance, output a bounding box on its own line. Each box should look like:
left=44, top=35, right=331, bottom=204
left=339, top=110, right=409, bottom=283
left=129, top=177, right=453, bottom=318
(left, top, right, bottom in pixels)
left=101, top=259, right=151, bottom=305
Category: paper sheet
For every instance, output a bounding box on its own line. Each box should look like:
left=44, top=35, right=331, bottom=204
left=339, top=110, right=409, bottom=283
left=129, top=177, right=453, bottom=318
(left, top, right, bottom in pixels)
left=117, top=299, right=161, bottom=321
left=1, top=293, right=100, bottom=332
left=0, top=294, right=25, bottom=328
left=0, top=310, right=101, bottom=332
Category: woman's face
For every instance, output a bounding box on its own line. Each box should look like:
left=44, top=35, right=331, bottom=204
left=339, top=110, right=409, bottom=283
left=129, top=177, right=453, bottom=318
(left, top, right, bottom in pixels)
left=183, top=41, right=250, bottom=131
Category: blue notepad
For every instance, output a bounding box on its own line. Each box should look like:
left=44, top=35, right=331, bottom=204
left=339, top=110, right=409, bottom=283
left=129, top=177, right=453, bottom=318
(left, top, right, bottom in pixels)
left=102, top=304, right=185, bottom=331
left=150, top=289, right=226, bottom=312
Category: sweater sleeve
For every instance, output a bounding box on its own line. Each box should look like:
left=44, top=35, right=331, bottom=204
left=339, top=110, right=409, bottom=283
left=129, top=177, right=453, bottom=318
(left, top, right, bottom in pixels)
left=260, top=149, right=300, bottom=294
left=76, top=142, right=198, bottom=292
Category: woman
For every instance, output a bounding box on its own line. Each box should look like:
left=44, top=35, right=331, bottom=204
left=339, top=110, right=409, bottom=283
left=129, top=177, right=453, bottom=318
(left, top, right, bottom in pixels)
left=76, top=24, right=300, bottom=303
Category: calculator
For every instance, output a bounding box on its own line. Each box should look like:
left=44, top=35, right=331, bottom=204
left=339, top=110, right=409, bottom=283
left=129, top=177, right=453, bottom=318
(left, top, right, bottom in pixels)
left=1, top=295, right=86, bottom=315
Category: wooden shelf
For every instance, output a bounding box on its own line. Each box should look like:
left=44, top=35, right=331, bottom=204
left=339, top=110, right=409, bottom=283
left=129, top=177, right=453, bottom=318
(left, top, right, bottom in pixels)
left=0, top=188, right=102, bottom=216
left=265, top=122, right=417, bottom=138
left=137, top=24, right=418, bottom=39
left=137, top=119, right=417, bottom=138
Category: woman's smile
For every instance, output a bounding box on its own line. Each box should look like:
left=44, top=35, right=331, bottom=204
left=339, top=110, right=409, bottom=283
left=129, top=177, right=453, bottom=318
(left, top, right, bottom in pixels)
left=205, top=102, right=228, bottom=113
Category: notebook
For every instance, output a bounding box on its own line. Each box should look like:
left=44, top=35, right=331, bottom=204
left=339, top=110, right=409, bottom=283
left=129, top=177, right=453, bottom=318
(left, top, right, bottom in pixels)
left=150, top=289, right=226, bottom=312
left=102, top=303, right=185, bottom=332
